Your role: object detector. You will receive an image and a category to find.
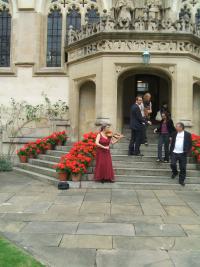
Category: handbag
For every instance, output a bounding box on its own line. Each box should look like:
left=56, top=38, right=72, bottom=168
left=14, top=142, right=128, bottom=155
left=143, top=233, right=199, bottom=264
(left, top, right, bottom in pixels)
left=155, top=111, right=162, bottom=121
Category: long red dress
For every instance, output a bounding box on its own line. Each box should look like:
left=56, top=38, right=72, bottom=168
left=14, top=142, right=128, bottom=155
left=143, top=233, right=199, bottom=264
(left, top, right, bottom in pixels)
left=94, top=134, right=115, bottom=182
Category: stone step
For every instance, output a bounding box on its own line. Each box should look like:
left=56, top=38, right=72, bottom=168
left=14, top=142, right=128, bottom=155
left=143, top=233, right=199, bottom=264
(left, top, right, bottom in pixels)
left=113, top=175, right=200, bottom=183
left=113, top=167, right=200, bottom=177
left=14, top=167, right=200, bottom=191
left=14, top=167, right=58, bottom=185
left=37, top=155, right=197, bottom=170
left=26, top=158, right=200, bottom=178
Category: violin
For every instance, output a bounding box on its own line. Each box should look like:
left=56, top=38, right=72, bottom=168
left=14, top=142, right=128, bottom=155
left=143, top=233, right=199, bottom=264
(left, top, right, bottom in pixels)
left=105, top=130, right=124, bottom=140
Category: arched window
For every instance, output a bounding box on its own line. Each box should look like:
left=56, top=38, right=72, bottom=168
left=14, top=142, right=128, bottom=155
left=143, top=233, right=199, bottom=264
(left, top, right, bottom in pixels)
left=46, top=6, right=62, bottom=67
left=0, top=4, right=11, bottom=67
left=196, top=9, right=200, bottom=25
left=86, top=6, right=100, bottom=25
left=67, top=6, right=81, bottom=30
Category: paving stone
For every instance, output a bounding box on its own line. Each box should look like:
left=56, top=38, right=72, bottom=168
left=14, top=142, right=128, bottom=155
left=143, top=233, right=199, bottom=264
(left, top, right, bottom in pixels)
left=164, top=206, right=197, bottom=217
left=84, top=191, right=111, bottom=202
left=77, top=223, right=135, bottom=236
left=113, top=236, right=175, bottom=250
left=54, top=195, right=84, bottom=205
left=5, top=233, right=62, bottom=247
left=0, top=193, right=14, bottom=204
left=172, top=237, right=200, bottom=250
left=140, top=201, right=167, bottom=216
left=162, top=216, right=200, bottom=225
left=61, top=234, right=112, bottom=249
left=135, top=223, right=186, bottom=237
left=0, top=221, right=27, bottom=233
left=154, top=191, right=185, bottom=205
left=80, top=202, right=110, bottom=215
left=169, top=251, right=200, bottom=267
left=111, top=204, right=143, bottom=216
left=111, top=190, right=139, bottom=205
left=31, top=247, right=96, bottom=267
left=105, top=215, right=163, bottom=224
left=181, top=224, right=200, bottom=236
left=47, top=204, right=81, bottom=215
left=23, top=201, right=52, bottom=213
left=175, top=191, right=200, bottom=203
left=186, top=202, right=200, bottom=216
left=96, top=249, right=173, bottom=267
left=22, top=221, right=78, bottom=234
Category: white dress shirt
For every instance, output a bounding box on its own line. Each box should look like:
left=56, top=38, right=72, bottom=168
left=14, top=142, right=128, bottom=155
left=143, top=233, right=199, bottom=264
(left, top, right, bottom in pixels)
left=173, top=131, right=185, bottom=154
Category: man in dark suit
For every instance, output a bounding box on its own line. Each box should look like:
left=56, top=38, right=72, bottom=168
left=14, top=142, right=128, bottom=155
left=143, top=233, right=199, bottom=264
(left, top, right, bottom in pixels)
left=129, top=96, right=150, bottom=156
left=170, top=122, right=192, bottom=186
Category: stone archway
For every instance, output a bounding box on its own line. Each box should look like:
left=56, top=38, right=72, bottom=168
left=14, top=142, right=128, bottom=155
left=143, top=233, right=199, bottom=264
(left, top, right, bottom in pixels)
left=117, top=68, right=172, bottom=130
left=78, top=80, right=96, bottom=139
left=193, top=82, right=200, bottom=134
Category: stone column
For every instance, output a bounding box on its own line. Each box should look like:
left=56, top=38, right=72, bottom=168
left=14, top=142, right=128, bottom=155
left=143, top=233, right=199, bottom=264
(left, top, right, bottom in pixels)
left=95, top=59, right=118, bottom=130
left=173, top=63, right=193, bottom=129
left=69, top=79, right=79, bottom=141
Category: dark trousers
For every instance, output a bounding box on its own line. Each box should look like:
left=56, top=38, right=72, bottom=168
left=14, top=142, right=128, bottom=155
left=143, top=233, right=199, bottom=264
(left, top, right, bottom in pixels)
left=158, top=134, right=170, bottom=161
left=129, top=129, right=143, bottom=155
left=170, top=152, right=187, bottom=182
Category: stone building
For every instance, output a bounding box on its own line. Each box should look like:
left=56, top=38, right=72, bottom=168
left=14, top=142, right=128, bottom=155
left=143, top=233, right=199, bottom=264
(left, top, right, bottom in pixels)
left=0, top=0, right=200, bottom=142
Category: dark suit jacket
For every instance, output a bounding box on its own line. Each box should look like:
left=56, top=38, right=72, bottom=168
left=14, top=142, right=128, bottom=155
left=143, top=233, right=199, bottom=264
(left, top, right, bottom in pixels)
left=156, top=119, right=176, bottom=136
left=130, top=104, right=145, bottom=130
left=170, top=131, right=192, bottom=154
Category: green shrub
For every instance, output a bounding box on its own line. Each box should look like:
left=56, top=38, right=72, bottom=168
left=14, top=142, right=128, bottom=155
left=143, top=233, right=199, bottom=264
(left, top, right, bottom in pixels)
left=0, top=155, right=13, bottom=172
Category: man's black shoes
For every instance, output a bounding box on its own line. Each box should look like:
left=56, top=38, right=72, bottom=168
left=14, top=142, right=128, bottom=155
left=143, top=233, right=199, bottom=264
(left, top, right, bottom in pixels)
left=179, top=181, right=185, bottom=186
left=171, top=173, right=178, bottom=179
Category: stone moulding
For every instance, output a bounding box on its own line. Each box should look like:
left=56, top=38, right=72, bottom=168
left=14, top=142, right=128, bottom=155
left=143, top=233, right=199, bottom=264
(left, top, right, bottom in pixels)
left=65, top=32, right=200, bottom=63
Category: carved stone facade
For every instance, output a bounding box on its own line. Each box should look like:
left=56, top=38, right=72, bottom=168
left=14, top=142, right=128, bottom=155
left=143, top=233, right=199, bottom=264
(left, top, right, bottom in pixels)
left=0, top=0, right=200, bottom=142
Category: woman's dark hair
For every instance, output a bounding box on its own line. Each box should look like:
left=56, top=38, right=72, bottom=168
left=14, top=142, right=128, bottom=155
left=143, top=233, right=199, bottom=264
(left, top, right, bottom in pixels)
left=100, top=124, right=109, bottom=132
left=161, top=112, right=169, bottom=121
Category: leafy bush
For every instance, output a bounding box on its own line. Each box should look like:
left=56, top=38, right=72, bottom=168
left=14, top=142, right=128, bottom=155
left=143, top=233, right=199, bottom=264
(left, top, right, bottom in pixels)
left=0, top=155, right=13, bottom=172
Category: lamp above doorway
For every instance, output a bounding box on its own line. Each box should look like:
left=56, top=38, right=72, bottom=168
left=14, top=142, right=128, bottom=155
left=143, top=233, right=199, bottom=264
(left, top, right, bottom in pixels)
left=142, top=49, right=151, bottom=65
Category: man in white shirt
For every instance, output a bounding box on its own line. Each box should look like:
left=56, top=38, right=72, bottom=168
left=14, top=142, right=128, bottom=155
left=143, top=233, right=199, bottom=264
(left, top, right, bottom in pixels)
left=170, top=122, right=192, bottom=186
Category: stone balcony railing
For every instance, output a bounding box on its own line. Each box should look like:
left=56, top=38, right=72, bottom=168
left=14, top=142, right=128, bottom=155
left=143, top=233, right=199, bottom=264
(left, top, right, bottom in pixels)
left=66, top=15, right=200, bottom=46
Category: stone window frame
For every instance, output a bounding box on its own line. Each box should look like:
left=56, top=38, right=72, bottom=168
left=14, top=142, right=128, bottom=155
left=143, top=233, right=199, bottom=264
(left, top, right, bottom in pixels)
left=0, top=0, right=15, bottom=75
left=43, top=0, right=103, bottom=72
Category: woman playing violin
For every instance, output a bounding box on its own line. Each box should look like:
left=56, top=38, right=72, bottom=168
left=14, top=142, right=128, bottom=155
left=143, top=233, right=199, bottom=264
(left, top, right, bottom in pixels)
left=94, top=124, right=123, bottom=183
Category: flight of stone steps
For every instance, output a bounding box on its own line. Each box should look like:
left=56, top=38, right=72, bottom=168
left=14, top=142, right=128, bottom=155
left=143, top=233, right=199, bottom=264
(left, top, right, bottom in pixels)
left=14, top=127, right=200, bottom=190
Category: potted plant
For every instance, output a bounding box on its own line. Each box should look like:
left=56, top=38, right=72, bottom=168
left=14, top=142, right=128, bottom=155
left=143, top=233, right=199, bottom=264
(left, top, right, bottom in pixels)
left=17, top=148, right=28, bottom=163
left=54, top=163, right=70, bottom=181
left=56, top=131, right=67, bottom=146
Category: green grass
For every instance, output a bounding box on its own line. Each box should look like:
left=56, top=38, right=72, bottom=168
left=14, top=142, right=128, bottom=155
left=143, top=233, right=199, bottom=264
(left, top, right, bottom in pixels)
left=0, top=236, right=45, bottom=267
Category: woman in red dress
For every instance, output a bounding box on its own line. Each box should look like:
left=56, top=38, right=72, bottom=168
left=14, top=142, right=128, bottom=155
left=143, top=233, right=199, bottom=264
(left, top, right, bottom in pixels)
left=94, top=124, right=123, bottom=183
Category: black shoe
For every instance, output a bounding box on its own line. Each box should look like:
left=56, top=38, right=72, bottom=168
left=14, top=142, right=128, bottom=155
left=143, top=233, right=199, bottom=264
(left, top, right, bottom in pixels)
left=145, top=142, right=149, bottom=146
left=156, top=159, right=163, bottom=163
left=164, top=160, right=169, bottom=163
left=179, top=181, right=185, bottom=186
left=171, top=173, right=178, bottom=179
left=129, top=152, right=135, bottom=156
left=101, top=179, right=105, bottom=184
left=135, top=153, right=144, bottom=157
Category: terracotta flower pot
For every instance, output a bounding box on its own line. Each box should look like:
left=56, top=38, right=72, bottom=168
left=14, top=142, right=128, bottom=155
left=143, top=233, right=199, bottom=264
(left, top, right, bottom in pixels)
left=19, top=155, right=28, bottom=163
left=29, top=154, right=36, bottom=159
left=57, top=140, right=63, bottom=146
left=58, top=172, right=68, bottom=181
left=46, top=143, right=53, bottom=150
left=72, top=173, right=81, bottom=182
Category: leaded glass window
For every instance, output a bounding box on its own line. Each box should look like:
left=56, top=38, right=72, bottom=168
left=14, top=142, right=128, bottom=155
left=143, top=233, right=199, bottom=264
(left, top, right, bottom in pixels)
left=67, top=7, right=81, bottom=30
left=86, top=7, right=100, bottom=25
left=46, top=7, right=62, bottom=67
left=196, top=9, right=200, bottom=25
left=0, top=6, right=11, bottom=67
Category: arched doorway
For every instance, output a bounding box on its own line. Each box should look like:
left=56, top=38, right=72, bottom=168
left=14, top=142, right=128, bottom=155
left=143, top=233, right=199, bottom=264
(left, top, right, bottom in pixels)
left=78, top=81, right=96, bottom=139
left=117, top=69, right=172, bottom=130
left=193, top=82, right=200, bottom=134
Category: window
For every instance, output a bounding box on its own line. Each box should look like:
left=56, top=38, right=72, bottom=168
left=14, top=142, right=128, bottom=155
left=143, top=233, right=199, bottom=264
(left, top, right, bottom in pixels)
left=86, top=7, right=100, bottom=25
left=137, top=81, right=149, bottom=93
left=0, top=6, right=11, bottom=67
left=67, top=7, right=81, bottom=30
left=46, top=7, right=62, bottom=67
left=196, top=9, right=200, bottom=25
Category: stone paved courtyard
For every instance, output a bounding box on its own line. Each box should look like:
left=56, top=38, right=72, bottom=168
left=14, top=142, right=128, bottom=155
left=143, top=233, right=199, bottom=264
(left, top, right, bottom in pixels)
left=1, top=173, right=200, bottom=266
